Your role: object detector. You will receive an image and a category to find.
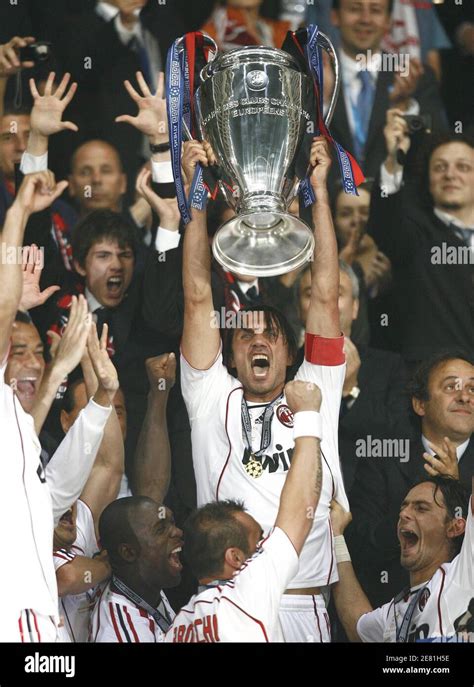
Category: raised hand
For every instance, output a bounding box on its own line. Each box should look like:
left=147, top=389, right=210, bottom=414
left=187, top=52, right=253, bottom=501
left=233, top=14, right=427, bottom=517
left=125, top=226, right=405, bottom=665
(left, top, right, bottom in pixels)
left=13, top=171, right=68, bottom=216
left=383, top=108, right=411, bottom=172
left=389, top=57, right=424, bottom=109
left=330, top=499, right=352, bottom=536
left=86, top=322, right=119, bottom=399
left=0, top=36, right=35, bottom=77
left=285, top=379, right=322, bottom=414
left=309, top=136, right=332, bottom=192
left=116, top=71, right=167, bottom=144
left=29, top=72, right=78, bottom=138
left=19, top=244, right=60, bottom=311
left=47, top=295, right=92, bottom=376
left=135, top=167, right=180, bottom=229
left=181, top=140, right=212, bottom=188
left=145, top=353, right=176, bottom=394
left=423, top=437, right=460, bottom=481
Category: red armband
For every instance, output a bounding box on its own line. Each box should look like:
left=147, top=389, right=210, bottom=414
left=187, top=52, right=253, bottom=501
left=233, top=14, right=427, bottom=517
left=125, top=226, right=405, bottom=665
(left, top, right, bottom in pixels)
left=304, top=333, right=345, bottom=366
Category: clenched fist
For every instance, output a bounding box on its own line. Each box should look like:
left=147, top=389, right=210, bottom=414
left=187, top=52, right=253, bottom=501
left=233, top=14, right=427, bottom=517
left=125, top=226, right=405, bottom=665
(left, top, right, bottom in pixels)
left=285, top=379, right=322, bottom=414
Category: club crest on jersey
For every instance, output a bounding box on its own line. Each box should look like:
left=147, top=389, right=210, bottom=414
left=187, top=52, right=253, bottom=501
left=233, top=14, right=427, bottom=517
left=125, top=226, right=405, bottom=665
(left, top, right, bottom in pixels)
left=418, top=588, right=431, bottom=612
left=276, top=404, right=294, bottom=428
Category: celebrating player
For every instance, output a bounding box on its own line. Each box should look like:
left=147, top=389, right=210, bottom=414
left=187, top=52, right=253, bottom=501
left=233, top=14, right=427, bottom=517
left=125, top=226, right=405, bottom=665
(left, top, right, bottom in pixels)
left=330, top=476, right=473, bottom=642
left=180, top=136, right=348, bottom=641
left=166, top=379, right=323, bottom=642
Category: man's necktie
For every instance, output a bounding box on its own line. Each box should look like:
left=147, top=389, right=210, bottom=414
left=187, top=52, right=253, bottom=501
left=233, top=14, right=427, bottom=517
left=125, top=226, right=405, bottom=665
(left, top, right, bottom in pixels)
left=246, top=285, right=259, bottom=304
left=352, top=70, right=375, bottom=162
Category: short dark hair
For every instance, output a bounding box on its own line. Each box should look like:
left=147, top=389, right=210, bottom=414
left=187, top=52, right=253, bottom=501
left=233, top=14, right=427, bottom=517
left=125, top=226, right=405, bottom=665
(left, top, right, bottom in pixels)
left=411, top=476, right=471, bottom=558
left=2, top=103, right=32, bottom=119
left=223, top=304, right=298, bottom=377
left=414, top=131, right=474, bottom=210
left=332, top=0, right=394, bottom=13
left=99, top=496, right=155, bottom=570
left=71, top=209, right=137, bottom=269
left=61, top=377, right=86, bottom=414
left=183, top=500, right=249, bottom=580
left=408, top=349, right=474, bottom=403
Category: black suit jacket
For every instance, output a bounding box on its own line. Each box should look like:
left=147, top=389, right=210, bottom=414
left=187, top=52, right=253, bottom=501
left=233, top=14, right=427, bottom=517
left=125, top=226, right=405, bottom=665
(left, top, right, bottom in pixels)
left=367, top=179, right=474, bottom=364
left=347, top=435, right=474, bottom=607
left=330, top=61, right=448, bottom=179
left=339, top=345, right=413, bottom=493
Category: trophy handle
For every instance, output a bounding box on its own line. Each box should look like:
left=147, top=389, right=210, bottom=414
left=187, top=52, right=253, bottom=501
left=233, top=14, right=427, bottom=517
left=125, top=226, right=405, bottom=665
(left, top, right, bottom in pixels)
left=317, top=31, right=340, bottom=127
left=172, top=34, right=218, bottom=141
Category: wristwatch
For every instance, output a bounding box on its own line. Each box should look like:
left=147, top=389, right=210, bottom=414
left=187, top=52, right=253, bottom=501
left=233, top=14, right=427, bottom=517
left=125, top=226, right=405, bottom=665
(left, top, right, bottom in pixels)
left=150, top=141, right=170, bottom=154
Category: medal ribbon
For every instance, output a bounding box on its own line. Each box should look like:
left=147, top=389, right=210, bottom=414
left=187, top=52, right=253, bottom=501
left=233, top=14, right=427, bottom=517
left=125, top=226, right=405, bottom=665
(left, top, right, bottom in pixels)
left=112, top=575, right=172, bottom=633
left=296, top=24, right=365, bottom=206
left=394, top=585, right=428, bottom=643
left=241, top=393, right=283, bottom=459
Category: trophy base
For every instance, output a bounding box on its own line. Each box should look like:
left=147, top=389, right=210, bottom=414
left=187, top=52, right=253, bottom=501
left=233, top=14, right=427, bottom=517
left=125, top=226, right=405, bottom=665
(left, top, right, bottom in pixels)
left=212, top=211, right=315, bottom=278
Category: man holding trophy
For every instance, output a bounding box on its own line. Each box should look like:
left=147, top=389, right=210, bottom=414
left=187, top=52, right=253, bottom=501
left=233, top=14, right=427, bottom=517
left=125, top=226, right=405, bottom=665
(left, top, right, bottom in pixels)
left=169, top=28, right=359, bottom=641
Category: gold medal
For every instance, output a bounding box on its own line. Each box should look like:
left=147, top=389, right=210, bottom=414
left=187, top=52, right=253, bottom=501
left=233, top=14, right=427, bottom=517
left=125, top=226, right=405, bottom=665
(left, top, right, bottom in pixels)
left=245, top=456, right=263, bottom=479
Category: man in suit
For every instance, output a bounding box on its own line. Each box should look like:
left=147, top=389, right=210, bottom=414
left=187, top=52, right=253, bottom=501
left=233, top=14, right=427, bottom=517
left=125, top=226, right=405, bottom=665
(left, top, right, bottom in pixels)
left=298, top=260, right=412, bottom=493
left=347, top=350, right=474, bottom=607
left=51, top=0, right=185, bottom=192
left=367, top=110, right=474, bottom=366
left=328, top=0, right=447, bottom=179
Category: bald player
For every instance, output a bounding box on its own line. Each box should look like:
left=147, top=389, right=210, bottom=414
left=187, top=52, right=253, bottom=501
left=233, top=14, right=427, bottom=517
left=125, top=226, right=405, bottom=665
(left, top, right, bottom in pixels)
left=330, top=476, right=473, bottom=642
left=180, top=136, right=347, bottom=641
left=165, top=378, right=323, bottom=642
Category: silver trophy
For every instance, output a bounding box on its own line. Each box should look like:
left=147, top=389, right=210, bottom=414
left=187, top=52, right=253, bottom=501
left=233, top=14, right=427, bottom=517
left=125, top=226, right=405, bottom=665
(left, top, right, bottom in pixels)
left=191, top=35, right=339, bottom=277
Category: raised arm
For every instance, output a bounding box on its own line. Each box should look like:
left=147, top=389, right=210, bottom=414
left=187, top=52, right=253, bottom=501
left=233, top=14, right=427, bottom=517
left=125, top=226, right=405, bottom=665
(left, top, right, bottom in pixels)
left=181, top=141, right=221, bottom=369
left=330, top=499, right=372, bottom=642
left=0, top=172, right=67, bottom=361
left=79, top=323, right=123, bottom=526
left=274, top=380, right=323, bottom=555
left=306, top=136, right=340, bottom=338
left=31, top=294, right=91, bottom=433
left=132, top=353, right=175, bottom=502
left=26, top=71, right=78, bottom=159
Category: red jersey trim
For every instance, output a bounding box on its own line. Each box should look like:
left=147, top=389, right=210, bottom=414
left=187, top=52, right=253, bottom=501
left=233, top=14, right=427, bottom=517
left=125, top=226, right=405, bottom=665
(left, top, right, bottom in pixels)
left=304, top=333, right=345, bottom=366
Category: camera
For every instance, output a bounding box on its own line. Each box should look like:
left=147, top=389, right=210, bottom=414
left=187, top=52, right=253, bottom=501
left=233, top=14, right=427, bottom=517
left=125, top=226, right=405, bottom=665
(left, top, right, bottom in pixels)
left=19, top=41, right=53, bottom=64
left=402, top=114, right=432, bottom=135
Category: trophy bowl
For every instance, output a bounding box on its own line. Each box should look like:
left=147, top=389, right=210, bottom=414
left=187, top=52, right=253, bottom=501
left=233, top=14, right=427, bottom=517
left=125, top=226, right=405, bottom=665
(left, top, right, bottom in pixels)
left=196, top=46, right=316, bottom=277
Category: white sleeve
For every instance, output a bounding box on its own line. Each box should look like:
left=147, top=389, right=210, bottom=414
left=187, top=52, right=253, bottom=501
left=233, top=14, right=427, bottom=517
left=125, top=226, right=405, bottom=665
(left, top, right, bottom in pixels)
left=295, top=333, right=348, bottom=507
left=180, top=347, right=235, bottom=421
left=20, top=151, right=48, bottom=174
left=356, top=604, right=388, bottom=642
left=53, top=549, right=76, bottom=572
left=151, top=160, right=174, bottom=184
left=45, top=399, right=111, bottom=527
left=380, top=162, right=404, bottom=195
left=448, top=502, right=474, bottom=589
left=75, top=499, right=99, bottom=557
left=154, top=227, right=181, bottom=253
left=230, top=527, right=298, bottom=622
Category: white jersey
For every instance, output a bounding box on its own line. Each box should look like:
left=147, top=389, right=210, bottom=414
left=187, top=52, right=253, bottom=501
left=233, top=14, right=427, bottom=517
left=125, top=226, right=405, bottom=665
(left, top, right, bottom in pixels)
left=0, top=356, right=111, bottom=638
left=181, top=334, right=348, bottom=588
left=89, top=581, right=175, bottom=642
left=357, top=499, right=474, bottom=642
left=54, top=500, right=99, bottom=642
left=165, top=527, right=298, bottom=642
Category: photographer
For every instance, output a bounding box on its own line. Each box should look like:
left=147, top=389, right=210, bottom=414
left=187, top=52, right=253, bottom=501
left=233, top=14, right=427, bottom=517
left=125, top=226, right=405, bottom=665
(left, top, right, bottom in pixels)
left=367, top=109, right=473, bottom=367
